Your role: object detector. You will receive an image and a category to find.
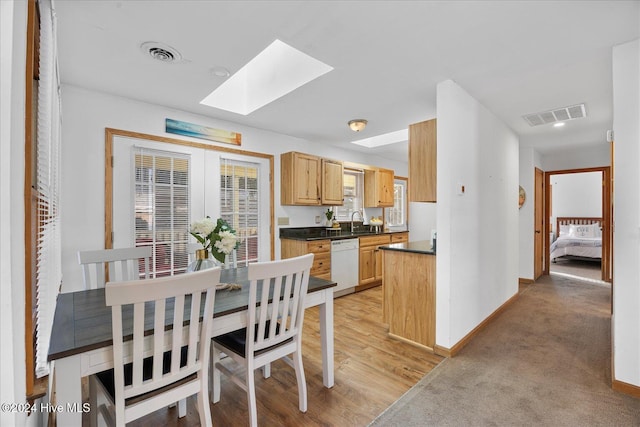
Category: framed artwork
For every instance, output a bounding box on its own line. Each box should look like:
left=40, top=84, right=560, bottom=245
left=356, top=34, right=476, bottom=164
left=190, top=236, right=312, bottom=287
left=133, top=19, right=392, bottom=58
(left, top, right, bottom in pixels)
left=165, top=118, right=241, bottom=145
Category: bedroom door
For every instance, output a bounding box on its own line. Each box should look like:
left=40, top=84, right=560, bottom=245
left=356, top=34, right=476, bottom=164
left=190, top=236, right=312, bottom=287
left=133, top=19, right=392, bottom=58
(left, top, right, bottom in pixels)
left=534, top=168, right=544, bottom=279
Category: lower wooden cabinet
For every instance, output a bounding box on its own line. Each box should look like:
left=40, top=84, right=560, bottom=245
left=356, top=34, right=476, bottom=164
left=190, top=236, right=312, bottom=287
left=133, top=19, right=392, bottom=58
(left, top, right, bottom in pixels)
left=383, top=250, right=436, bottom=350
left=281, top=238, right=331, bottom=280
left=357, top=234, right=391, bottom=290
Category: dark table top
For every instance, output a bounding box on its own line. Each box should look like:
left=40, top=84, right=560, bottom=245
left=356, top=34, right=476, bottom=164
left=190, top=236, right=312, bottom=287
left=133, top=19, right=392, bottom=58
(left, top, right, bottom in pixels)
left=48, top=267, right=336, bottom=361
left=379, top=240, right=436, bottom=255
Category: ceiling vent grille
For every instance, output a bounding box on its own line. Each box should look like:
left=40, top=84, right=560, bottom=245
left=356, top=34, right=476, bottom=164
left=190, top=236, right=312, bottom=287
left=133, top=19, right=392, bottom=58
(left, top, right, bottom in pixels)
left=140, top=42, right=182, bottom=63
left=523, top=103, right=586, bottom=126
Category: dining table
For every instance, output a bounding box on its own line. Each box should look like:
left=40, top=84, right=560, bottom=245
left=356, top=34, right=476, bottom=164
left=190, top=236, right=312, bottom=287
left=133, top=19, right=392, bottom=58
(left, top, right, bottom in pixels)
left=47, top=267, right=336, bottom=426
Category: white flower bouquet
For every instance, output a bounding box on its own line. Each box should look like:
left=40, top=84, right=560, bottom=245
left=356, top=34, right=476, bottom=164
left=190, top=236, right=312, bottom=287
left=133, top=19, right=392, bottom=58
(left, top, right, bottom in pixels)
left=190, top=217, right=239, bottom=263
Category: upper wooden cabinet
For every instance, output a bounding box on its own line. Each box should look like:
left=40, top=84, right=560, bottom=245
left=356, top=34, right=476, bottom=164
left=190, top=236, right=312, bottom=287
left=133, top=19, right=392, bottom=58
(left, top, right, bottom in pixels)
left=281, top=152, right=344, bottom=206
left=321, top=159, right=344, bottom=205
left=364, top=168, right=394, bottom=207
left=409, top=119, right=437, bottom=202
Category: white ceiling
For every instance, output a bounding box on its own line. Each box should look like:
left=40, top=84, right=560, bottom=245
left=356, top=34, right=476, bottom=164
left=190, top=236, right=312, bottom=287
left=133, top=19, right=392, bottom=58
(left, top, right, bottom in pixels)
left=53, top=1, right=639, bottom=163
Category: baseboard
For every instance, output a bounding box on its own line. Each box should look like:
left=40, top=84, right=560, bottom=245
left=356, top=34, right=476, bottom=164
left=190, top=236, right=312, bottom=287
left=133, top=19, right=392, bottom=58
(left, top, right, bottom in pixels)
left=612, top=379, right=640, bottom=398
left=519, top=277, right=534, bottom=284
left=387, top=332, right=434, bottom=352
left=436, top=291, right=521, bottom=358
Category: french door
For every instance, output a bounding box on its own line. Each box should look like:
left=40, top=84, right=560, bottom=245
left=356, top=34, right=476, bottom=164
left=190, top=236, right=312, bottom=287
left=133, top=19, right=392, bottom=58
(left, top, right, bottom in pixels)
left=111, top=134, right=269, bottom=276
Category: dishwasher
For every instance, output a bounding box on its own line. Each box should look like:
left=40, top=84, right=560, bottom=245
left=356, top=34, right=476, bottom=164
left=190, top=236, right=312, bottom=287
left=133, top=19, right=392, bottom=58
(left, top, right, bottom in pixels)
left=330, top=238, right=359, bottom=297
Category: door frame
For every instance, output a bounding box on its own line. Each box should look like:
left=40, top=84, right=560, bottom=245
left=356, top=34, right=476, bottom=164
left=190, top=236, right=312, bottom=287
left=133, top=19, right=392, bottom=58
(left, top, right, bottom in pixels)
left=543, top=166, right=612, bottom=282
left=534, top=168, right=544, bottom=280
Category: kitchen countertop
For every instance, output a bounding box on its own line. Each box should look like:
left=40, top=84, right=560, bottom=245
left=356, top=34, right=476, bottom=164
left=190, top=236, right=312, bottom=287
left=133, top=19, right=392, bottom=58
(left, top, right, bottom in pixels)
left=379, top=240, right=435, bottom=255
left=279, top=226, right=408, bottom=241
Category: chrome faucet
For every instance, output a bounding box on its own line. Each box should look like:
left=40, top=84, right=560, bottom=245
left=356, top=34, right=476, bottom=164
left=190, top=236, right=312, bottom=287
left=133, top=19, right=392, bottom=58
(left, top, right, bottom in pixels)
left=350, top=210, right=363, bottom=233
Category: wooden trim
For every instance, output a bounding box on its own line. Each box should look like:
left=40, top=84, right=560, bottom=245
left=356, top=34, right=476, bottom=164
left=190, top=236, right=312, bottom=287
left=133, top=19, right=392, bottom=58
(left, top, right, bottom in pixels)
left=612, top=379, right=640, bottom=398
left=544, top=166, right=611, bottom=281
left=437, top=290, right=520, bottom=358
left=519, top=278, right=534, bottom=284
left=24, top=0, right=38, bottom=399
left=433, top=344, right=451, bottom=358
left=104, top=128, right=275, bottom=261
left=388, top=333, right=434, bottom=352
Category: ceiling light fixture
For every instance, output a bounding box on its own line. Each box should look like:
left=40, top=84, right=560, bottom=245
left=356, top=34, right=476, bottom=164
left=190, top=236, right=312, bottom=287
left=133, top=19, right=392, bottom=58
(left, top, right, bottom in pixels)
left=211, top=66, right=230, bottom=78
left=553, top=122, right=565, bottom=128
left=348, top=119, right=368, bottom=132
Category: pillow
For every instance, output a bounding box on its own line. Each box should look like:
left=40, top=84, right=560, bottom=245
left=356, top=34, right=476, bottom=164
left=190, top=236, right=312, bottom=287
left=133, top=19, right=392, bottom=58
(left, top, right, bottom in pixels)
left=569, top=224, right=597, bottom=238
left=559, top=225, right=570, bottom=236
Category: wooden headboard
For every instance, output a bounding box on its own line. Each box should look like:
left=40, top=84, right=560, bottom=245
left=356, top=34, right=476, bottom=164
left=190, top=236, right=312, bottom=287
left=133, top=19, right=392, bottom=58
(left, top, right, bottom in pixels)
left=556, top=217, right=602, bottom=234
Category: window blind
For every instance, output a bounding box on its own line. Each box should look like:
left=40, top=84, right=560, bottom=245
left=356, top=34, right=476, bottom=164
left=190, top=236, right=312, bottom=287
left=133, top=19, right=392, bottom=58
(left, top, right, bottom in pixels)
left=35, top=0, right=62, bottom=378
left=134, top=147, right=191, bottom=276
left=220, top=158, right=260, bottom=266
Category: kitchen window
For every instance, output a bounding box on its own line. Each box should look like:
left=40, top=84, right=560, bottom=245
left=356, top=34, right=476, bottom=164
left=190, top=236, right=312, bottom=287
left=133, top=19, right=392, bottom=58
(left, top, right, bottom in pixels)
left=385, top=177, right=408, bottom=231
left=334, top=169, right=364, bottom=221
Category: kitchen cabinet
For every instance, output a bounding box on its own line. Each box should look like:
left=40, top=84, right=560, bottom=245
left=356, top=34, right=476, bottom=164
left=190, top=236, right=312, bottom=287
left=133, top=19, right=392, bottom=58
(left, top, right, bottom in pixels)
left=364, top=168, right=394, bottom=207
left=281, top=238, right=331, bottom=280
left=409, top=119, right=436, bottom=202
left=357, top=234, right=391, bottom=290
left=381, top=243, right=436, bottom=350
left=281, top=152, right=344, bottom=206
left=321, top=158, right=344, bottom=205
left=390, top=232, right=409, bottom=243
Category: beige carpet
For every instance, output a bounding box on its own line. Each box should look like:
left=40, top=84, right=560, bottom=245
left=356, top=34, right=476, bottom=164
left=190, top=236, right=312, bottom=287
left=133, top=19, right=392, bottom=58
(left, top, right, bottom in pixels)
left=370, top=275, right=640, bottom=426
left=550, top=258, right=603, bottom=282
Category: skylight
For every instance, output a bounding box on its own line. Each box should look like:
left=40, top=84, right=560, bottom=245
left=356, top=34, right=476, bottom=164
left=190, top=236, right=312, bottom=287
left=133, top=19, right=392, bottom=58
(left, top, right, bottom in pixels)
left=200, top=39, right=333, bottom=115
left=350, top=129, right=408, bottom=148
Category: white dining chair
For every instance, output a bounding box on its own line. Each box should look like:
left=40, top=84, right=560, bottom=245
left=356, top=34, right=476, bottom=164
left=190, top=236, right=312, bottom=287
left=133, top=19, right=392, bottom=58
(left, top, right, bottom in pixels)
left=211, top=253, right=314, bottom=427
left=77, top=246, right=151, bottom=290
left=89, top=267, right=221, bottom=427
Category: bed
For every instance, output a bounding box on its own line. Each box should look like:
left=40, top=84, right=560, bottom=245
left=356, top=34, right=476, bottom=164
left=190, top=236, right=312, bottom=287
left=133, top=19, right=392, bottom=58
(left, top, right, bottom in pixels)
left=550, top=217, right=602, bottom=263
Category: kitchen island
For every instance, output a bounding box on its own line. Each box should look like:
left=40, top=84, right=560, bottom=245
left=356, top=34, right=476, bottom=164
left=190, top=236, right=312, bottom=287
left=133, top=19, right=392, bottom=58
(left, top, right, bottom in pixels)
left=380, top=240, right=436, bottom=350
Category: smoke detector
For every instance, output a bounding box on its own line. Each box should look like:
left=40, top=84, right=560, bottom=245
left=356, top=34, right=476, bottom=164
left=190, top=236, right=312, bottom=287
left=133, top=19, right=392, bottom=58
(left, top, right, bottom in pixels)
left=140, top=42, right=182, bottom=63
left=523, top=103, right=586, bottom=127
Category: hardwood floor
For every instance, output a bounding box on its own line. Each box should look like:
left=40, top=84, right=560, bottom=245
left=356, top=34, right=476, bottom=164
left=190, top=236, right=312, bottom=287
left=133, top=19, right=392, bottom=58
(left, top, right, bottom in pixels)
left=110, top=286, right=444, bottom=426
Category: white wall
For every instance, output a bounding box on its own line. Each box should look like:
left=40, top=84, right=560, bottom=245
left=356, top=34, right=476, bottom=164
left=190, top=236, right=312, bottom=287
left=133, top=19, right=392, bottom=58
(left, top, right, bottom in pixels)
left=409, top=202, right=437, bottom=241
left=550, top=172, right=602, bottom=233
left=60, top=85, right=407, bottom=293
left=612, top=38, right=640, bottom=388
left=541, top=144, right=610, bottom=171
left=518, top=146, right=542, bottom=280
left=435, top=80, right=520, bottom=348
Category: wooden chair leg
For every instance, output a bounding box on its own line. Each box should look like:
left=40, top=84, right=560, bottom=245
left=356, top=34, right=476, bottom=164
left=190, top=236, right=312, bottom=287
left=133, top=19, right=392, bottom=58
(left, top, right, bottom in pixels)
left=262, top=363, right=271, bottom=378
left=88, top=376, right=98, bottom=427
left=197, top=379, right=212, bottom=427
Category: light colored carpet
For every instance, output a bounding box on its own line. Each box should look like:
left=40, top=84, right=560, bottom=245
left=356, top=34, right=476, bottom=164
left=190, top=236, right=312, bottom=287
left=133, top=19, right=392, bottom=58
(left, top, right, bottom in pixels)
left=370, top=274, right=640, bottom=426
left=550, top=258, right=603, bottom=282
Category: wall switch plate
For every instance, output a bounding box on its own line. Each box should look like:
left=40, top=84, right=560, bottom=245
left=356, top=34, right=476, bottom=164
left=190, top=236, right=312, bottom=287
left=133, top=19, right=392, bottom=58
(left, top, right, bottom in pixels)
left=277, top=217, right=290, bottom=225
left=315, top=216, right=321, bottom=224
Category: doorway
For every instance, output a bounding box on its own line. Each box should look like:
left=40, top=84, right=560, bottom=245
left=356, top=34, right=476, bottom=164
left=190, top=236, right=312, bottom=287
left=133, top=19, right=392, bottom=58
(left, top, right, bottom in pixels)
left=544, top=167, right=611, bottom=283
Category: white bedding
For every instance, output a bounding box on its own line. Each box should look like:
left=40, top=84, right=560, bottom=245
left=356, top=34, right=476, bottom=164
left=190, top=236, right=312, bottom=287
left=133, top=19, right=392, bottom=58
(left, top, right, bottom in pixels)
left=550, top=235, right=602, bottom=261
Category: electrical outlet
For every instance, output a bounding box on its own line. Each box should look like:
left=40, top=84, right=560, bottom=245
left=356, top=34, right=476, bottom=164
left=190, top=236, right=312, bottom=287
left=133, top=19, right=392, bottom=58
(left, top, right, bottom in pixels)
left=315, top=216, right=321, bottom=224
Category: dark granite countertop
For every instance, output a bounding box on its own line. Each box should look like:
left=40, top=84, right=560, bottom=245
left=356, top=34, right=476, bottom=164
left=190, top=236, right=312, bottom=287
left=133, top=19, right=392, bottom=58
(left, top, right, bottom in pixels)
left=379, top=240, right=435, bottom=255
left=279, top=226, right=408, bottom=241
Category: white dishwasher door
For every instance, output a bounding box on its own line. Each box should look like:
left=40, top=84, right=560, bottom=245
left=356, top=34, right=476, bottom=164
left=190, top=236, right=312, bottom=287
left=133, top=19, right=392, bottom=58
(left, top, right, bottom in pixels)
left=330, top=238, right=359, bottom=297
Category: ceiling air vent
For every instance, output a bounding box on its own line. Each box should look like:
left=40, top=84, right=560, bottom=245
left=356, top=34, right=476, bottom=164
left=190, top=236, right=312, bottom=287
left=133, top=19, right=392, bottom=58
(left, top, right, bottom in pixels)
left=523, top=103, right=586, bottom=127
left=140, top=42, right=182, bottom=63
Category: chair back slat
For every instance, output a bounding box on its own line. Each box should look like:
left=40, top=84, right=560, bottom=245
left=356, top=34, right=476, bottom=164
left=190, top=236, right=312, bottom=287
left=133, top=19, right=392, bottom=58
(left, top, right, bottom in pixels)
left=152, top=298, right=166, bottom=380
left=247, top=254, right=313, bottom=354
left=78, top=246, right=151, bottom=289
left=105, top=267, right=220, bottom=401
